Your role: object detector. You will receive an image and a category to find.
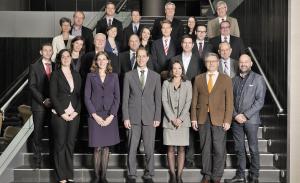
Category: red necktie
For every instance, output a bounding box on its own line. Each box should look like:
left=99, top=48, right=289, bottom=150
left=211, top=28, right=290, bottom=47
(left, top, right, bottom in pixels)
left=45, top=63, right=51, bottom=79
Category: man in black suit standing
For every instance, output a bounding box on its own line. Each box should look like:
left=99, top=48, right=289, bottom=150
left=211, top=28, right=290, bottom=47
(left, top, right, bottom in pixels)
left=70, top=11, right=94, bottom=52
left=28, top=43, right=55, bottom=169
left=96, top=1, right=123, bottom=43
left=210, top=20, right=245, bottom=60
left=122, top=9, right=144, bottom=51
left=151, top=19, right=177, bottom=79
left=151, top=1, right=184, bottom=45
left=192, top=24, right=213, bottom=67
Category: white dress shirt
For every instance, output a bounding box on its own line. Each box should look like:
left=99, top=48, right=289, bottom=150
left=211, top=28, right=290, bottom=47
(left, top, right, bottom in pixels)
left=182, top=52, right=192, bottom=73
left=137, top=67, right=148, bottom=85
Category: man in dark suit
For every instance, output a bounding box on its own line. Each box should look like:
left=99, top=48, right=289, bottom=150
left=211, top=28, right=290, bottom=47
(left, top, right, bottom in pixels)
left=191, top=53, right=233, bottom=183
left=28, top=43, right=55, bottom=169
left=122, top=47, right=161, bottom=183
left=210, top=20, right=245, bottom=60
left=225, top=54, right=266, bottom=183
left=122, top=9, right=144, bottom=51
left=96, top=2, right=123, bottom=43
left=81, top=33, right=119, bottom=81
left=218, top=42, right=239, bottom=78
left=70, top=11, right=94, bottom=52
left=151, top=19, right=177, bottom=79
left=171, top=34, right=202, bottom=168
left=151, top=1, right=184, bottom=45
left=192, top=24, right=213, bottom=72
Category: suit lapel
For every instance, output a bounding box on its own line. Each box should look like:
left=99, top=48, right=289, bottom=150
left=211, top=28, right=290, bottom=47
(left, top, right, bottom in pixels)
left=143, top=69, right=151, bottom=92
left=58, top=69, right=71, bottom=91
left=239, top=71, right=255, bottom=106
left=209, top=73, right=221, bottom=95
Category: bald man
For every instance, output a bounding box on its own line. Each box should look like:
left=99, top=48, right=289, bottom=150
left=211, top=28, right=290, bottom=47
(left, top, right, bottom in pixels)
left=225, top=54, right=266, bottom=183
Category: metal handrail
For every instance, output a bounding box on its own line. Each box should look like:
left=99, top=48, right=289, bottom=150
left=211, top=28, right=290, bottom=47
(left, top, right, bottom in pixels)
left=208, top=0, right=216, bottom=15
left=247, top=47, right=285, bottom=115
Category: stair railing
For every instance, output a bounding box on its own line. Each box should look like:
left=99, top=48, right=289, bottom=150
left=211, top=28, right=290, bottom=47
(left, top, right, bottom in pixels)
left=247, top=47, right=285, bottom=115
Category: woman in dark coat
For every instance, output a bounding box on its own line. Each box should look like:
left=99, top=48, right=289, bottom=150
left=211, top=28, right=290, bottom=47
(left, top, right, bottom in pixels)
left=84, top=51, right=120, bottom=183
left=50, top=49, right=81, bottom=183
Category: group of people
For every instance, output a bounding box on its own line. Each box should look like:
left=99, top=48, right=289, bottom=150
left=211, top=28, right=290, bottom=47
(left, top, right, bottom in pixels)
left=28, top=1, right=267, bottom=183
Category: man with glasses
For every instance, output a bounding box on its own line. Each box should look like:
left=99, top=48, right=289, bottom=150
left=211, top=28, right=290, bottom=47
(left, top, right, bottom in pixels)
left=207, top=1, right=240, bottom=38
left=210, top=21, right=245, bottom=60
left=191, top=52, right=233, bottom=183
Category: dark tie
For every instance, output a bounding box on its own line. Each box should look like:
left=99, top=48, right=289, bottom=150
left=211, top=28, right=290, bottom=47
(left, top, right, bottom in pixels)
left=223, top=61, right=230, bottom=76
left=140, top=70, right=145, bottom=88
left=134, top=25, right=138, bottom=34
left=224, top=36, right=228, bottom=43
left=198, top=42, right=203, bottom=56
left=108, top=19, right=112, bottom=26
left=130, top=52, right=136, bottom=69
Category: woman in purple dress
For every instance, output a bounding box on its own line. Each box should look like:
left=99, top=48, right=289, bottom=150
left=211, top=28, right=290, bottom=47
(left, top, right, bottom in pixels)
left=84, top=51, right=120, bottom=183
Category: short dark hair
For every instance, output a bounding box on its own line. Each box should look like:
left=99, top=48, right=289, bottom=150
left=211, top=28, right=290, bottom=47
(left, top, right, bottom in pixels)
left=204, top=52, right=220, bottom=61
left=136, top=47, right=149, bottom=57
left=195, top=23, right=207, bottom=30
left=106, top=25, right=118, bottom=33
left=160, top=19, right=172, bottom=26
left=40, top=42, right=52, bottom=50
left=106, top=1, right=115, bottom=8
left=181, top=34, right=193, bottom=43
left=131, top=8, right=140, bottom=15
left=168, top=59, right=187, bottom=81
left=59, top=17, right=71, bottom=26
left=220, top=20, right=231, bottom=28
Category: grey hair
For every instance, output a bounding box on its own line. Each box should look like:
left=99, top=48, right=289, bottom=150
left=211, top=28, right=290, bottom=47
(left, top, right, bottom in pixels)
left=216, top=1, right=227, bottom=9
left=165, top=2, right=176, bottom=9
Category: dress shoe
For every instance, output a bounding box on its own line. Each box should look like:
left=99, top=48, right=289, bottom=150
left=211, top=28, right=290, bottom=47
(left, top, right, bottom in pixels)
left=248, top=178, right=259, bottom=183
left=34, top=159, right=41, bottom=169
left=200, top=177, right=210, bottom=183
left=100, top=177, right=108, bottom=183
left=177, top=176, right=183, bottom=183
left=169, top=173, right=176, bottom=183
left=144, top=178, right=154, bottom=183
left=225, top=176, right=246, bottom=183
left=127, top=177, right=136, bottom=183
left=67, top=180, right=75, bottom=183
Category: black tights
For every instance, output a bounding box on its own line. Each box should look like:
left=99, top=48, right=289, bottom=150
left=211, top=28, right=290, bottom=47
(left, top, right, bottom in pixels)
left=94, top=147, right=110, bottom=178
left=167, top=146, right=185, bottom=177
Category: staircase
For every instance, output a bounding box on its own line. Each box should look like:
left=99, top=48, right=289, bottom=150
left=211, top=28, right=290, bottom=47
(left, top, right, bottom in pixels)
left=2, top=16, right=287, bottom=183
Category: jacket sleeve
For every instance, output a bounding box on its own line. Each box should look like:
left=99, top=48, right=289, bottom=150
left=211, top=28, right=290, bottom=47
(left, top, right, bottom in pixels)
left=109, top=74, right=120, bottom=116
left=84, top=74, right=96, bottom=114
left=28, top=65, right=44, bottom=105
left=244, top=76, right=266, bottom=119
left=154, top=75, right=162, bottom=121
left=162, top=81, right=176, bottom=122
left=224, top=77, right=234, bottom=124
left=122, top=73, right=130, bottom=121
left=49, top=71, right=65, bottom=116
left=178, top=81, right=193, bottom=121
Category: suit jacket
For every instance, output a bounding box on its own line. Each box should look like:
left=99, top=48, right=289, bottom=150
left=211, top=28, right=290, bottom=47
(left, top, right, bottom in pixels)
left=207, top=16, right=240, bottom=38
left=122, top=69, right=161, bottom=125
left=49, top=69, right=82, bottom=116
left=70, top=26, right=94, bottom=52
left=210, top=35, right=245, bottom=60
left=191, top=73, right=233, bottom=126
left=104, top=40, right=121, bottom=56
left=151, top=17, right=184, bottom=45
left=84, top=72, right=120, bottom=117
left=122, top=23, right=144, bottom=51
left=192, top=40, right=213, bottom=60
left=162, top=80, right=192, bottom=129
left=151, top=38, right=177, bottom=74
left=171, top=53, right=202, bottom=82
left=95, top=17, right=123, bottom=43
left=29, top=59, right=55, bottom=111
left=218, top=58, right=239, bottom=78
left=51, top=34, right=75, bottom=61
left=119, top=51, right=153, bottom=75
left=232, top=71, right=266, bottom=124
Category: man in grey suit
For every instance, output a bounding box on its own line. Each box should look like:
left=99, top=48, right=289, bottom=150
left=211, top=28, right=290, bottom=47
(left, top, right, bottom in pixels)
left=218, top=42, right=239, bottom=78
left=207, top=1, right=240, bottom=38
left=225, top=54, right=266, bottom=183
left=122, top=47, right=162, bottom=183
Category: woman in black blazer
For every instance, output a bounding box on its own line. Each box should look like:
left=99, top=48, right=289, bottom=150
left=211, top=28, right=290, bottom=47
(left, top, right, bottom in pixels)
left=50, top=49, right=81, bottom=183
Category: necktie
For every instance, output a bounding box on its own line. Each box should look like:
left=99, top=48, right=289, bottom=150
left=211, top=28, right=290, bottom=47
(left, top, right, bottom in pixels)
left=140, top=70, right=145, bottom=88
left=108, top=19, right=112, bottom=26
left=224, top=36, right=228, bottom=43
left=134, top=25, right=138, bottom=34
left=164, top=39, right=169, bottom=55
left=45, top=63, right=51, bottom=79
left=130, top=52, right=136, bottom=69
left=221, top=18, right=225, bottom=22
left=198, top=42, right=203, bottom=57
left=223, top=61, right=230, bottom=76
left=208, top=74, right=214, bottom=93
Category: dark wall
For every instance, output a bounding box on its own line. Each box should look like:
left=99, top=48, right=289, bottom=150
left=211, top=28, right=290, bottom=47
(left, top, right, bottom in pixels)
left=0, top=38, right=51, bottom=95
left=232, top=0, right=288, bottom=108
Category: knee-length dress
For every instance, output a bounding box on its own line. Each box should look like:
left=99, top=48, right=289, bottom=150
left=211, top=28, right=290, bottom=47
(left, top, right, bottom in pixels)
left=162, top=80, right=192, bottom=146
left=84, top=72, right=120, bottom=147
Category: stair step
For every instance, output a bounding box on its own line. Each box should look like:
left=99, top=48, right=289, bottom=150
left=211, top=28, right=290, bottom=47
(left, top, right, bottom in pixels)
left=13, top=166, right=286, bottom=183
left=22, top=153, right=277, bottom=168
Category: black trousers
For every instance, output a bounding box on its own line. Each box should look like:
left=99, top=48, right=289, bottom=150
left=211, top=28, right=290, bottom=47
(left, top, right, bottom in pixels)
left=32, top=110, right=51, bottom=161
left=51, top=113, right=79, bottom=181
left=198, top=114, right=226, bottom=181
